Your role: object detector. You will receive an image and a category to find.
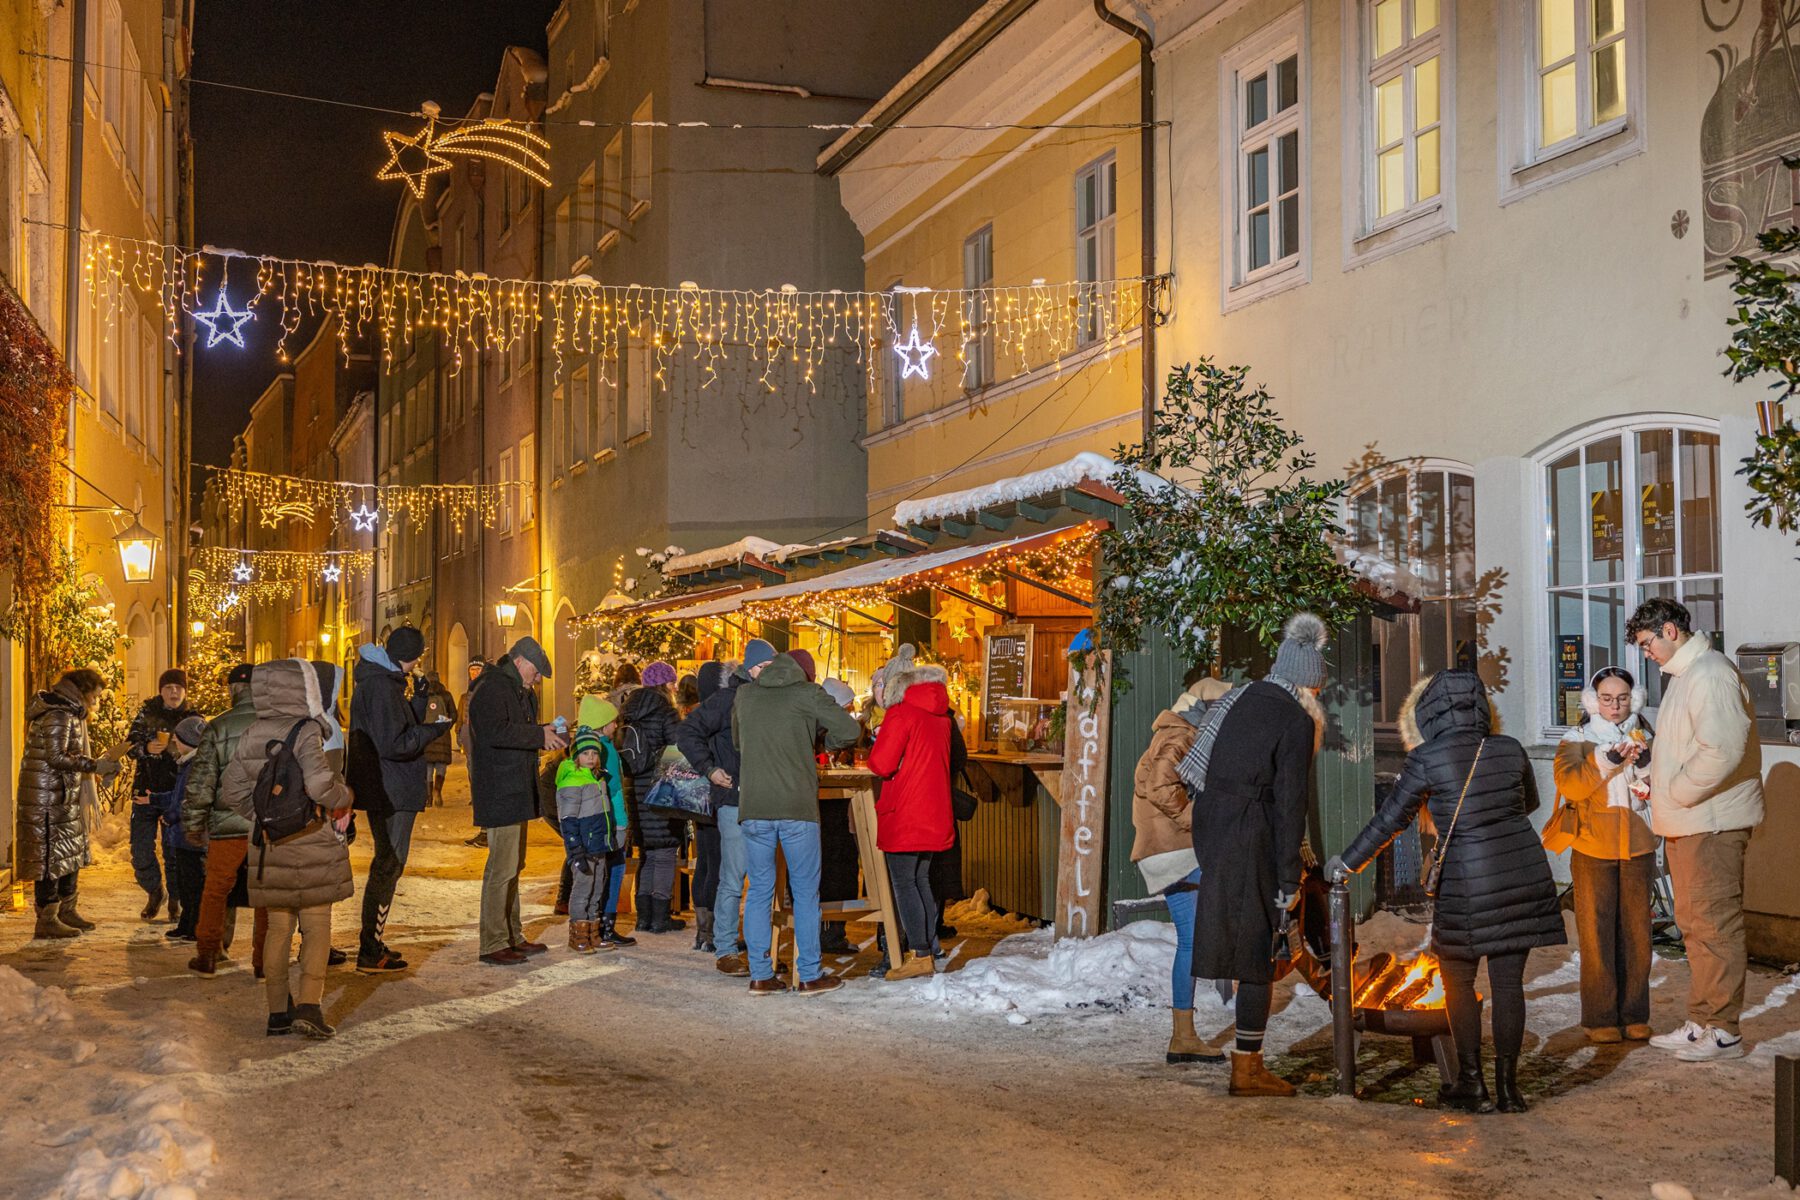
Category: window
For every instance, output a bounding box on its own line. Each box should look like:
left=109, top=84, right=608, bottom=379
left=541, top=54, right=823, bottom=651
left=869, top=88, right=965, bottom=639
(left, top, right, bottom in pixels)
left=961, top=225, right=993, bottom=391
left=553, top=196, right=571, bottom=274
left=84, top=1, right=100, bottom=100
left=498, top=448, right=515, bottom=536
left=519, top=434, right=536, bottom=526
left=629, top=96, right=652, bottom=218
left=1535, top=0, right=1624, bottom=152
left=101, top=319, right=119, bottom=420
left=1498, top=0, right=1642, bottom=198
left=102, top=2, right=122, bottom=135
left=122, top=39, right=141, bottom=184
left=143, top=322, right=160, bottom=460
left=1075, top=155, right=1116, bottom=345
left=1221, top=12, right=1307, bottom=306
left=142, top=85, right=159, bottom=221
left=1359, top=0, right=1446, bottom=228
left=575, top=166, right=596, bottom=256
left=593, top=352, right=619, bottom=455
left=571, top=364, right=591, bottom=462
left=600, top=134, right=624, bottom=249
left=1543, top=421, right=1721, bottom=723
left=1348, top=463, right=1477, bottom=723
left=625, top=334, right=651, bottom=440
left=121, top=295, right=141, bottom=441
left=551, top=384, right=567, bottom=478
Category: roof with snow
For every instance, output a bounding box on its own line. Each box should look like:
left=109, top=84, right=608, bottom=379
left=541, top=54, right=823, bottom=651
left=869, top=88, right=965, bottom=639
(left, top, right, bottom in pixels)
left=660, top=537, right=793, bottom=583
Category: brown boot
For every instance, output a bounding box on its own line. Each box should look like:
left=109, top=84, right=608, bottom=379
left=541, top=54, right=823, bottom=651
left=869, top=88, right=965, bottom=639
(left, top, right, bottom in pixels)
left=567, top=920, right=593, bottom=954
left=1229, top=1050, right=1296, bottom=1097
left=58, top=892, right=96, bottom=931
left=885, top=950, right=936, bottom=981
left=1167, top=1009, right=1225, bottom=1064
left=35, top=905, right=80, bottom=939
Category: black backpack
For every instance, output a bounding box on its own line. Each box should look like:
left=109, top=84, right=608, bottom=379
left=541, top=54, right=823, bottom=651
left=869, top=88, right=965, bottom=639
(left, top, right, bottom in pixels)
left=616, top=723, right=659, bottom=778
left=251, top=719, right=324, bottom=857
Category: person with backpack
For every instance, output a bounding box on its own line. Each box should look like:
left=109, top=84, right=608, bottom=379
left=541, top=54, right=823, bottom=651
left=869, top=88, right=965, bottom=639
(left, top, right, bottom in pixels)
left=218, top=659, right=355, bottom=1038
left=422, top=672, right=458, bottom=807
left=620, top=660, right=686, bottom=934
left=184, top=664, right=263, bottom=977
left=346, top=628, right=452, bottom=974
left=1131, top=669, right=1232, bottom=1065
left=126, top=668, right=197, bottom=923
left=678, top=649, right=763, bottom=975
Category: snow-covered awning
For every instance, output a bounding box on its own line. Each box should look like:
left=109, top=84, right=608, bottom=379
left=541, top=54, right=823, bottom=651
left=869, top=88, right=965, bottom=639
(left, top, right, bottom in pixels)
left=573, top=583, right=756, bottom=627
left=661, top=536, right=795, bottom=583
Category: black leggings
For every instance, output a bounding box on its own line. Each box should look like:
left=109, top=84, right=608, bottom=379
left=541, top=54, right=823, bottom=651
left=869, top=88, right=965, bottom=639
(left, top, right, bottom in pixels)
left=1441, top=951, right=1529, bottom=1060
left=886, top=851, right=937, bottom=956
left=1235, top=981, right=1273, bottom=1052
left=694, top=822, right=721, bottom=909
left=35, top=871, right=76, bottom=908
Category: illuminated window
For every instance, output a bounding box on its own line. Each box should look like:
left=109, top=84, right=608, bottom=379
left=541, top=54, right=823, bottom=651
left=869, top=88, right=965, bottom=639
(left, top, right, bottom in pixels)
left=1361, top=0, right=1446, bottom=225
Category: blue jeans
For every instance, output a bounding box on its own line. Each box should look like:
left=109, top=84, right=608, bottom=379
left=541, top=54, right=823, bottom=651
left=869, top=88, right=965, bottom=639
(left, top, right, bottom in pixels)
left=741, top=818, right=821, bottom=983
left=1166, top=866, right=1203, bottom=1010
left=130, top=804, right=172, bottom=901
left=604, top=850, right=626, bottom=916
left=713, top=805, right=749, bottom=960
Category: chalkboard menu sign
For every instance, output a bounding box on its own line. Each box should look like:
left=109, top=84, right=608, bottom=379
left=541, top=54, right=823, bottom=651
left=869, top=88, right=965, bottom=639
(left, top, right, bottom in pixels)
left=981, top=623, right=1035, bottom=743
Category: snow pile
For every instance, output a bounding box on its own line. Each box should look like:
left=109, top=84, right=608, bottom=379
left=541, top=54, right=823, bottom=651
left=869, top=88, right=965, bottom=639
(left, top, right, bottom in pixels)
left=662, top=536, right=785, bottom=576
left=943, top=890, right=1038, bottom=937
left=898, top=921, right=1180, bottom=1020
left=54, top=1081, right=215, bottom=1200
left=0, top=964, right=75, bottom=1026
left=893, top=452, right=1140, bottom=526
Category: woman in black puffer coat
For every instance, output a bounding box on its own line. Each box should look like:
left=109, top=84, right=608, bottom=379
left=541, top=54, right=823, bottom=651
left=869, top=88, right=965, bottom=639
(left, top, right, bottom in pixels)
left=1332, top=669, right=1564, bottom=1116
left=620, top=676, right=685, bottom=933
left=16, top=669, right=122, bottom=939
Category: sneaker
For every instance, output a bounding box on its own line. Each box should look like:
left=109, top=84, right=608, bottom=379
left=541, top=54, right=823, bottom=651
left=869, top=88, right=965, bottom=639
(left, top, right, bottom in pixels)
left=326, top=947, right=348, bottom=967
left=1675, top=1027, right=1745, bottom=1062
left=290, top=1003, right=335, bottom=1039
left=356, top=949, right=408, bottom=974
left=266, top=1007, right=294, bottom=1037
left=1650, top=1020, right=1706, bottom=1052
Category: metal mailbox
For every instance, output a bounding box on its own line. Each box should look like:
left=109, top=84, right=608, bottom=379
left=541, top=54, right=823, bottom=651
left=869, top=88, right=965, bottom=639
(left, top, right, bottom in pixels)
left=1737, top=642, right=1800, bottom=742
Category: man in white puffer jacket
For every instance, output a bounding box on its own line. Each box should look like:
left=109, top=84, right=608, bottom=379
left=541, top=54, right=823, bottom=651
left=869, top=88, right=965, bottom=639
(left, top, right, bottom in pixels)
left=1627, top=598, right=1764, bottom=1063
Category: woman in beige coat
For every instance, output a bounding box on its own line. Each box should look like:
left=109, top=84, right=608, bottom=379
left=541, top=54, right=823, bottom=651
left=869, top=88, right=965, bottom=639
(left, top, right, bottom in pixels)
left=1131, top=673, right=1231, bottom=1065
left=1552, top=666, right=1655, bottom=1044
left=220, top=659, right=354, bottom=1038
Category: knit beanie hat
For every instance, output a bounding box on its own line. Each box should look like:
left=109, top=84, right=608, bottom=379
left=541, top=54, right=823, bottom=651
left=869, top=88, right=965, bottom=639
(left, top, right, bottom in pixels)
left=386, top=625, right=426, bottom=664
left=788, top=648, right=817, bottom=683
left=640, top=660, right=677, bottom=689
left=822, top=678, right=855, bottom=709
left=578, top=694, right=619, bottom=730
left=741, top=638, right=777, bottom=673
left=571, top=727, right=604, bottom=759
left=159, top=668, right=187, bottom=690
left=1269, top=613, right=1329, bottom=690
left=173, top=715, right=208, bottom=747
left=227, top=663, right=255, bottom=686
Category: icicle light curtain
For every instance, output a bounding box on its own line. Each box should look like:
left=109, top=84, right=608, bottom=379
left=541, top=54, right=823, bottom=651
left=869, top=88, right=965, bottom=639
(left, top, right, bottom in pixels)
left=75, top=229, right=1151, bottom=395
left=192, top=546, right=376, bottom=582
left=211, top=467, right=515, bottom=534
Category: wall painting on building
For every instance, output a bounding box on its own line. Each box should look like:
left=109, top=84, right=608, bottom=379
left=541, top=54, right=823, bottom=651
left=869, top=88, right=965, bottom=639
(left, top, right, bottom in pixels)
left=1703, top=0, right=1800, bottom=276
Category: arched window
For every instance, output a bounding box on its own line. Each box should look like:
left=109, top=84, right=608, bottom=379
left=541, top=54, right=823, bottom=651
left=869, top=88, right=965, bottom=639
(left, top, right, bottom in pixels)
left=1541, top=418, right=1721, bottom=723
left=1347, top=460, right=1477, bottom=723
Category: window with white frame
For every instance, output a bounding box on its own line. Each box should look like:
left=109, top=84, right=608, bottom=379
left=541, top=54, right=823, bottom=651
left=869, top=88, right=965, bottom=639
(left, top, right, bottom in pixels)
left=142, top=84, right=159, bottom=221
left=498, top=448, right=515, bottom=536
left=1534, top=0, right=1625, bottom=154
left=1348, top=462, right=1477, bottom=723
left=553, top=195, right=571, bottom=274
left=625, top=334, right=651, bottom=440
left=571, top=364, right=591, bottom=462
left=84, top=2, right=100, bottom=100
left=629, top=96, right=652, bottom=218
left=962, top=225, right=993, bottom=391
left=1361, top=0, right=1446, bottom=226
left=143, top=320, right=160, bottom=460
left=1498, top=0, right=1641, bottom=197
left=519, top=434, right=536, bottom=526
left=1224, top=19, right=1304, bottom=294
left=121, top=294, right=141, bottom=441
left=1543, top=421, right=1721, bottom=724
left=101, top=319, right=119, bottom=420
left=102, top=2, right=122, bottom=136
left=601, top=134, right=624, bottom=248
left=1075, top=154, right=1116, bottom=345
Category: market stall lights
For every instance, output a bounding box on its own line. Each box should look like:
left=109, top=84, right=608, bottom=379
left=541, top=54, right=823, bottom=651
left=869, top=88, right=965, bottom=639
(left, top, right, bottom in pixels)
left=115, top=517, right=161, bottom=583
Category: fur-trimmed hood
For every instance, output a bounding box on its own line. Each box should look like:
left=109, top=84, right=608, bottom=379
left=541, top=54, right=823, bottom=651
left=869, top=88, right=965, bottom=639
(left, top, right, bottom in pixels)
left=887, top=664, right=949, bottom=715
left=1398, top=669, right=1498, bottom=750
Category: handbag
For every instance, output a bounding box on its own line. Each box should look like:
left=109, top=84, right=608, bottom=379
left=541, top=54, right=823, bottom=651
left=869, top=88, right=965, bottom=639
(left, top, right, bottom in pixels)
left=1540, top=791, right=1580, bottom=855
left=642, top=761, right=713, bottom=821
left=951, top=766, right=978, bottom=822
left=1421, top=738, right=1485, bottom=899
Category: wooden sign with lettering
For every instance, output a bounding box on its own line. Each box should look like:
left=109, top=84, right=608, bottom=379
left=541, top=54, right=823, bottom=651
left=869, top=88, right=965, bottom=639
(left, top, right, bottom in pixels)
left=980, top=623, right=1034, bottom=744
left=1054, top=650, right=1111, bottom=940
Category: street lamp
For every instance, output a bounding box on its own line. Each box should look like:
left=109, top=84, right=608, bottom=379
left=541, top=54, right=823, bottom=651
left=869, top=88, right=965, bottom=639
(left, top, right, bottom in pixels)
left=494, top=600, right=518, bottom=629
left=115, top=516, right=161, bottom=583
left=190, top=620, right=206, bottom=637
left=320, top=629, right=333, bottom=647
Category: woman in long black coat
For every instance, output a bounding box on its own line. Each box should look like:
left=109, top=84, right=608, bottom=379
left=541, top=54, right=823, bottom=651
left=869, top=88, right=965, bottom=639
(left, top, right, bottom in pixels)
left=1331, top=669, right=1565, bottom=1115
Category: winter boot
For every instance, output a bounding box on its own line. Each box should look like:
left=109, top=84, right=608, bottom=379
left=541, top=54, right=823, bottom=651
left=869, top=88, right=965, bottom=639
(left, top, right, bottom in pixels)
left=1166, top=1009, right=1225, bottom=1064
left=1493, top=1055, right=1527, bottom=1113
left=662, top=898, right=686, bottom=932
left=290, top=1003, right=335, bottom=1039
left=885, top=951, right=936, bottom=981
left=188, top=950, right=219, bottom=978
left=633, top=892, right=653, bottom=933
left=1437, top=1050, right=1494, bottom=1113
left=693, top=907, right=715, bottom=953
left=57, top=892, right=96, bottom=932
left=140, top=886, right=163, bottom=921
left=34, top=904, right=80, bottom=939
left=819, top=920, right=852, bottom=955
left=651, top=897, right=685, bottom=933
left=166, top=895, right=182, bottom=926
left=598, top=916, right=637, bottom=949
left=567, top=920, right=588, bottom=953
left=1228, top=1051, right=1297, bottom=1098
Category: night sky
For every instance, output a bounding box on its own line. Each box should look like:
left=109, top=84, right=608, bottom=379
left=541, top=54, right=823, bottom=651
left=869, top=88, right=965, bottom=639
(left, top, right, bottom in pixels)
left=188, top=0, right=560, bottom=499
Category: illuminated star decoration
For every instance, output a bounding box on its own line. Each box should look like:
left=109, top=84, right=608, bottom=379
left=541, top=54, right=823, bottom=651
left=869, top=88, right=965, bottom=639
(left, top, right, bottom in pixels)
left=222, top=591, right=240, bottom=610
left=349, top=504, right=380, bottom=532
left=893, top=321, right=938, bottom=381
left=230, top=559, right=254, bottom=583
left=377, top=114, right=551, bottom=201
left=321, top=562, right=342, bottom=584
left=193, top=283, right=254, bottom=349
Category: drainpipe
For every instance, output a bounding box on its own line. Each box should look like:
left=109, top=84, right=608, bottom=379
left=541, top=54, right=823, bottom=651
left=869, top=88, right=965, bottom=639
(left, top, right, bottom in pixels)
left=164, top=0, right=182, bottom=662
left=1092, top=0, right=1156, bottom=449
left=62, top=0, right=88, bottom=505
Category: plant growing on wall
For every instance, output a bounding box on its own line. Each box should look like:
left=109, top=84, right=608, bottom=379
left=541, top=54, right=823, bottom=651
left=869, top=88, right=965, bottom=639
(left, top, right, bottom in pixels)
left=2, top=542, right=132, bottom=751
left=0, top=282, right=70, bottom=612
left=1723, top=223, right=1800, bottom=545
left=1086, top=358, right=1368, bottom=695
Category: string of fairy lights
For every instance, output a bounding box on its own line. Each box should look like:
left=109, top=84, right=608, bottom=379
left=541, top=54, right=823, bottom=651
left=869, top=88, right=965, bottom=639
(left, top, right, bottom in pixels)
left=209, top=467, right=521, bottom=534
left=192, top=545, right=376, bottom=583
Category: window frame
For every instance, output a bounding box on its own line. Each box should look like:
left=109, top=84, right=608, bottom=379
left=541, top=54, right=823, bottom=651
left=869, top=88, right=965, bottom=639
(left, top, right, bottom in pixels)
left=142, top=82, right=159, bottom=223
left=1074, top=153, right=1117, bottom=346
left=628, top=96, right=652, bottom=220
left=1219, top=9, right=1310, bottom=312
left=600, top=133, right=624, bottom=252
left=961, top=224, right=994, bottom=393
left=497, top=448, right=515, bottom=536
left=624, top=333, right=652, bottom=442
left=570, top=363, right=591, bottom=465
left=574, top=165, right=597, bottom=263
left=880, top=280, right=905, bottom=430
left=519, top=434, right=537, bottom=527
left=1533, top=414, right=1724, bottom=733
left=593, top=349, right=619, bottom=458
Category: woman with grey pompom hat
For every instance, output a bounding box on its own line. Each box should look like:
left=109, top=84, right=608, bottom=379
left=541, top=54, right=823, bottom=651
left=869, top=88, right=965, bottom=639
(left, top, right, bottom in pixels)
left=1186, top=612, right=1330, bottom=1098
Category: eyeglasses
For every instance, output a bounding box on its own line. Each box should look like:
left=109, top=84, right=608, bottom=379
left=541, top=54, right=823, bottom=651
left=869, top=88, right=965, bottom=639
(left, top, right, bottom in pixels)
left=1631, top=632, right=1661, bottom=652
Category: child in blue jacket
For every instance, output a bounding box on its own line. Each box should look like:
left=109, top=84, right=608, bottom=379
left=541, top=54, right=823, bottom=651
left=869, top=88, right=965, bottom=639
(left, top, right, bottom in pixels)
left=154, top=716, right=209, bottom=942
left=557, top=708, right=633, bottom=952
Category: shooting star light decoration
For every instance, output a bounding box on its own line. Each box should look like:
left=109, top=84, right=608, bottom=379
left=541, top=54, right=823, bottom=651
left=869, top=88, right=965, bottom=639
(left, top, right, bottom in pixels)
left=377, top=102, right=551, bottom=200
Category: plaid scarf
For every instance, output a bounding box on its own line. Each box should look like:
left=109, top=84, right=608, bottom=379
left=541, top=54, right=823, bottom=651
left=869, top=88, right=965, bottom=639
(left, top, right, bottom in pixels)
left=1176, top=685, right=1246, bottom=796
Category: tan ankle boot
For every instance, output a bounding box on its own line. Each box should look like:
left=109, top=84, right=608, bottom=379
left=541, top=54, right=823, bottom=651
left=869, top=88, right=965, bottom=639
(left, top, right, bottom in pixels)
left=34, top=905, right=79, bottom=939
left=1228, top=1050, right=1296, bottom=1097
left=1167, top=1009, right=1225, bottom=1063
left=885, top=950, right=936, bottom=981
left=568, top=920, right=594, bottom=953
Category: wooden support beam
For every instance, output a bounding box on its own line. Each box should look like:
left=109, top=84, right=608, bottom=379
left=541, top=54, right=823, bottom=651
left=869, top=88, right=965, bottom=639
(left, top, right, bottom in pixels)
left=1016, top=499, right=1055, bottom=523
left=977, top=509, right=1013, bottom=532
left=930, top=581, right=1011, bottom=619
left=996, top=567, right=1092, bottom=610
left=941, top=517, right=976, bottom=539
left=847, top=606, right=896, bottom=630
left=907, top=524, right=938, bottom=544
left=1058, top=488, right=1109, bottom=516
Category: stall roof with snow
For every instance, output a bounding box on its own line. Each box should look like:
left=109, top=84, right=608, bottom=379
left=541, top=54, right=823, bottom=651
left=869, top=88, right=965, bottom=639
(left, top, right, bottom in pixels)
left=660, top=537, right=792, bottom=585
left=893, top=452, right=1136, bottom=542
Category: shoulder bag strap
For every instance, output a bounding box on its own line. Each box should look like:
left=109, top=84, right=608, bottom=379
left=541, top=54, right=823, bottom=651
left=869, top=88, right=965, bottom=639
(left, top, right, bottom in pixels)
left=1428, top=737, right=1486, bottom=879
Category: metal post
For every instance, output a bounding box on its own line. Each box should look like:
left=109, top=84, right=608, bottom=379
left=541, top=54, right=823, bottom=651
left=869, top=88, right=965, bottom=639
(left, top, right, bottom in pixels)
left=1778, top=1055, right=1800, bottom=1186
left=1329, top=878, right=1357, bottom=1096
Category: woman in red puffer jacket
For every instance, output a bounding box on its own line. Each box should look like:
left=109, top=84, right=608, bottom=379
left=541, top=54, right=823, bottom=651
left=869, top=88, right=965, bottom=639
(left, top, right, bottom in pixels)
left=868, top=664, right=965, bottom=980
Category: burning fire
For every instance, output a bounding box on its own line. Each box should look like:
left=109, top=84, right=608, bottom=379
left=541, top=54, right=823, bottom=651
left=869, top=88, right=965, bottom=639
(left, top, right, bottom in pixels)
left=1352, top=951, right=1446, bottom=1011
